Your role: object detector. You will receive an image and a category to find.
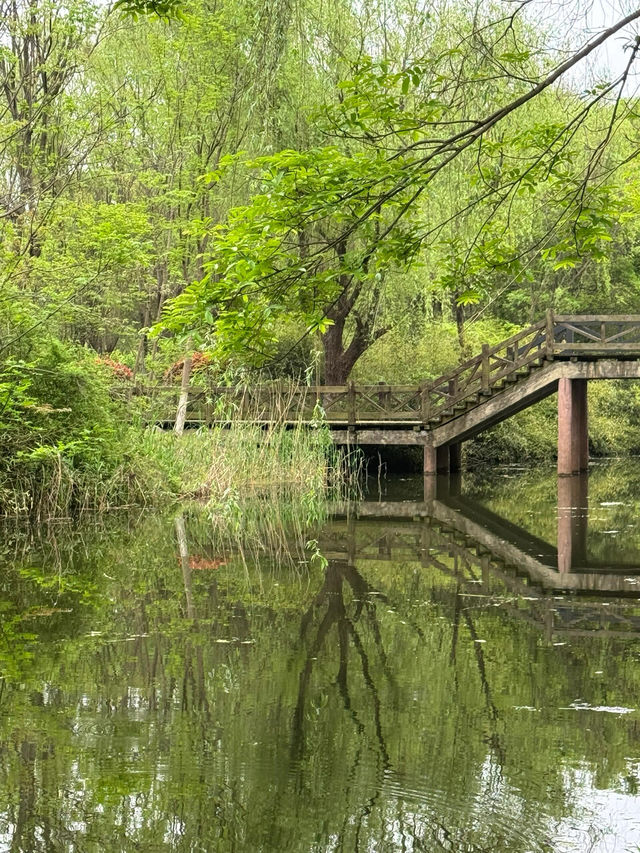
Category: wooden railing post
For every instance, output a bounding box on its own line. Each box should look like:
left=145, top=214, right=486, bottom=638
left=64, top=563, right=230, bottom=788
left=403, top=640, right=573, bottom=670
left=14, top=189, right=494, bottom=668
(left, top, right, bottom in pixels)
left=348, top=380, right=356, bottom=428
left=377, top=381, right=391, bottom=413
left=545, top=309, right=554, bottom=360
left=421, top=383, right=431, bottom=426
left=481, top=344, right=490, bottom=393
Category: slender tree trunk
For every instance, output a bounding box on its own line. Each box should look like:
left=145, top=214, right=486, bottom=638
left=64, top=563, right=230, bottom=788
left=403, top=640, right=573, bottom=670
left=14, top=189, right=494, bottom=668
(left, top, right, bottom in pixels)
left=322, top=323, right=350, bottom=384
left=133, top=305, right=150, bottom=380
left=453, top=295, right=465, bottom=354
left=174, top=339, right=193, bottom=436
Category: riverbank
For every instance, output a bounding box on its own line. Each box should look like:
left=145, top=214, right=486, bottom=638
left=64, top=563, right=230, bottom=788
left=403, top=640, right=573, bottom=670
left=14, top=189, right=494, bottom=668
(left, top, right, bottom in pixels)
left=0, top=422, right=351, bottom=519
left=0, top=343, right=356, bottom=518
left=5, top=335, right=640, bottom=517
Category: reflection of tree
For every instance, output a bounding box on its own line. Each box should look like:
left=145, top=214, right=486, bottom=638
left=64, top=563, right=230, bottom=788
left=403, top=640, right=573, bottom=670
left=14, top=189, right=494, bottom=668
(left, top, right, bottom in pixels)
left=290, top=559, right=396, bottom=850
left=4, top=505, right=640, bottom=851
left=175, top=512, right=209, bottom=715
left=287, top=549, right=525, bottom=851
left=292, top=560, right=393, bottom=767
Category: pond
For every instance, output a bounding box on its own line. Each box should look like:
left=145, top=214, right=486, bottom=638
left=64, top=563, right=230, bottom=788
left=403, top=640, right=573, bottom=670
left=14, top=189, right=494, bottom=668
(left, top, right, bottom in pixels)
left=2, top=461, right=640, bottom=852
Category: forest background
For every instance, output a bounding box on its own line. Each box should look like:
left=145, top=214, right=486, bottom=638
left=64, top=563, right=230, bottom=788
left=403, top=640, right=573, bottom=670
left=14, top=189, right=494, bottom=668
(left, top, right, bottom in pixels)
left=3, top=0, right=640, bottom=515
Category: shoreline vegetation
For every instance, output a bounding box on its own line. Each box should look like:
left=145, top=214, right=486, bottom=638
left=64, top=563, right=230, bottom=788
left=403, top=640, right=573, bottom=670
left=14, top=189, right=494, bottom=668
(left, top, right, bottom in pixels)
left=2, top=1, right=640, bottom=519
left=4, top=325, right=640, bottom=519
left=0, top=343, right=359, bottom=519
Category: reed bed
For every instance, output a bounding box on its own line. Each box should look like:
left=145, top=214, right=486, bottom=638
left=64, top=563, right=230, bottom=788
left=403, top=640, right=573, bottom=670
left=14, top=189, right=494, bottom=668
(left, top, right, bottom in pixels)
left=143, top=423, right=345, bottom=500
left=142, top=378, right=360, bottom=502
left=0, top=380, right=360, bottom=519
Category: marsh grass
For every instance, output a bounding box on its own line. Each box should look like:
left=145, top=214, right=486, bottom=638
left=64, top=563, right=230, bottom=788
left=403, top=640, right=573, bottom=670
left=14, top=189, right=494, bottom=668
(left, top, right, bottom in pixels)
left=0, top=452, right=153, bottom=521
left=144, top=423, right=349, bottom=497
left=0, top=381, right=360, bottom=519
left=141, top=379, right=361, bottom=504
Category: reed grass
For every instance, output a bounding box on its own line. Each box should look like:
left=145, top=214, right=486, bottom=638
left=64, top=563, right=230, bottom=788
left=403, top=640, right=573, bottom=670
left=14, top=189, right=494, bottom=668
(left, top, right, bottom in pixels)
left=0, top=452, right=156, bottom=520
left=142, top=423, right=350, bottom=499
left=0, top=381, right=360, bottom=519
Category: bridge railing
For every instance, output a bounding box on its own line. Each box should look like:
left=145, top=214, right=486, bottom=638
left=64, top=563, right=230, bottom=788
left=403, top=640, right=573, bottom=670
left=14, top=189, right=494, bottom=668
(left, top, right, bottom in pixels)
left=141, top=381, right=429, bottom=426
left=553, top=315, right=640, bottom=352
left=419, top=318, right=548, bottom=422
left=142, top=314, right=640, bottom=428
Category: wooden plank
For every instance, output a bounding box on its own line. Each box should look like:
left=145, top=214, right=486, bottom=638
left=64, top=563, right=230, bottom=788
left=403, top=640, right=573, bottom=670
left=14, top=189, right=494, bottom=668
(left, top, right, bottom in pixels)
left=602, top=323, right=640, bottom=343
left=554, top=314, right=640, bottom=322
left=417, top=327, right=539, bottom=394
left=486, top=319, right=545, bottom=355
left=426, top=346, right=545, bottom=417
left=356, top=384, right=422, bottom=393
left=554, top=342, right=640, bottom=352
left=420, top=384, right=431, bottom=426
left=555, top=322, right=601, bottom=342
left=348, top=381, right=356, bottom=427
left=339, top=411, right=421, bottom=421
left=330, top=429, right=431, bottom=445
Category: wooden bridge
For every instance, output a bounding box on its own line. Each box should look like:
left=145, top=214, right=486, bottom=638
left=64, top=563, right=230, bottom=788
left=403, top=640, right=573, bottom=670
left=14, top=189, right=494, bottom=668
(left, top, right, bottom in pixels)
left=154, top=314, right=640, bottom=475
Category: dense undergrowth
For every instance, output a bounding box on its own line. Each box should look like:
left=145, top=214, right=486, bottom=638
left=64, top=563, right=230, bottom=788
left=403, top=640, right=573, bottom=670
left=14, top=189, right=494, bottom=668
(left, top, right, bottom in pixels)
left=0, top=338, right=350, bottom=519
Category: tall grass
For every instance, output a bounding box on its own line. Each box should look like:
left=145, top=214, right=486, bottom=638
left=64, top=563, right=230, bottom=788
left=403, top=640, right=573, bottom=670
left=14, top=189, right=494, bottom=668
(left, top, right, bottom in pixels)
left=141, top=423, right=353, bottom=501
left=141, top=378, right=361, bottom=506
left=0, top=387, right=361, bottom=519
left=0, top=449, right=158, bottom=520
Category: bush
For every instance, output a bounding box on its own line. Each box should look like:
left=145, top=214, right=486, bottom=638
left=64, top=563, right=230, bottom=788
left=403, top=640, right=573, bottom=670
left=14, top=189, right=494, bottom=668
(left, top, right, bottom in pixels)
left=0, top=339, right=155, bottom=516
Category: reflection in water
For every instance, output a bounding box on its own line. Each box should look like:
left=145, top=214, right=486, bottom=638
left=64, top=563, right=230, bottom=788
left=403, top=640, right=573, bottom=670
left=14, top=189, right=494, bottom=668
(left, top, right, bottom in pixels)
left=2, top=463, right=640, bottom=850
left=557, top=475, right=588, bottom=573
left=426, top=468, right=639, bottom=584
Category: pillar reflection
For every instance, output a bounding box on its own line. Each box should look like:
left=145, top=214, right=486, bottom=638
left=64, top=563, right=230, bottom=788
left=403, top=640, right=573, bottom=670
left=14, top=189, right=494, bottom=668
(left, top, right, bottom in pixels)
left=557, top=474, right=588, bottom=572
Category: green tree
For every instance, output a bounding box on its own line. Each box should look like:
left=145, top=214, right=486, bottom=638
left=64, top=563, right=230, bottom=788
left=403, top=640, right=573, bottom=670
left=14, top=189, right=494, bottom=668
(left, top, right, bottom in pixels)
left=162, top=7, right=640, bottom=380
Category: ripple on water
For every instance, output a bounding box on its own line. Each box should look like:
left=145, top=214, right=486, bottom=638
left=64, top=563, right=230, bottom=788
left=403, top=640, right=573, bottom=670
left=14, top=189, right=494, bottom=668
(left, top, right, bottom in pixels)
left=373, top=765, right=559, bottom=852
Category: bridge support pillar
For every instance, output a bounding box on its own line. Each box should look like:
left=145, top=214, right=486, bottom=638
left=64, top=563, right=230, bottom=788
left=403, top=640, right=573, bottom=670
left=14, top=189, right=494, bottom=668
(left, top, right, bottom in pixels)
left=558, top=378, right=588, bottom=475
left=424, top=444, right=449, bottom=475
left=449, top=442, right=462, bottom=473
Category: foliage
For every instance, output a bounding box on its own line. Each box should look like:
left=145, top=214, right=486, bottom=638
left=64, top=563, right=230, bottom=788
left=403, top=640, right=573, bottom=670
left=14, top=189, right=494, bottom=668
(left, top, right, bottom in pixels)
left=2, top=0, right=640, bottom=503
left=138, top=420, right=349, bottom=505
left=161, top=37, right=639, bottom=368
left=114, top=0, right=183, bottom=18
left=0, top=339, right=151, bottom=515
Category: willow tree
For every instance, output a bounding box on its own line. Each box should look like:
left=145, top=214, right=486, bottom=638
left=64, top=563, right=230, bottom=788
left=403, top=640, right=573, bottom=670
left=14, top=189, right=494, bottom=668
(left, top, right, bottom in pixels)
left=162, top=3, right=640, bottom=382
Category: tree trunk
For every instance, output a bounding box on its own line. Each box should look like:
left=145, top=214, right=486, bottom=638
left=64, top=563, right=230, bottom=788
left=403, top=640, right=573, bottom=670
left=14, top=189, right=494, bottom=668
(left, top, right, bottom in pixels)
left=322, top=317, right=388, bottom=384
left=174, top=341, right=193, bottom=436
left=322, top=323, right=350, bottom=384
left=175, top=513, right=195, bottom=619
left=453, top=295, right=466, bottom=354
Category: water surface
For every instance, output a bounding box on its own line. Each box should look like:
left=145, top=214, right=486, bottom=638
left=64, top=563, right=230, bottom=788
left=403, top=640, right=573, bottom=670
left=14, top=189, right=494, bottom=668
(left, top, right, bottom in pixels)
left=3, top=462, right=640, bottom=851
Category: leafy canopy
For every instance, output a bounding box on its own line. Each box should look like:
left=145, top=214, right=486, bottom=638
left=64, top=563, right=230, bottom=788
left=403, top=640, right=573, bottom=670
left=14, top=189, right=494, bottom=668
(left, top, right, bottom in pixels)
left=162, top=46, right=635, bottom=361
left=113, top=0, right=183, bottom=19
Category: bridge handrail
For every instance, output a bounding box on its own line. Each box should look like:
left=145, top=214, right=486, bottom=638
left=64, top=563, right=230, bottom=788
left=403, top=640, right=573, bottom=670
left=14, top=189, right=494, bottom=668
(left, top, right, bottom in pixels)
left=142, top=313, right=640, bottom=428
left=419, top=318, right=548, bottom=420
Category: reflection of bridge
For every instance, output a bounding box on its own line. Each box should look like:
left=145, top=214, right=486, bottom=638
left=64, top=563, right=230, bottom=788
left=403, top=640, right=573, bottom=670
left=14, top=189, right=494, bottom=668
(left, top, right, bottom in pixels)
left=158, top=314, right=640, bottom=475
left=324, top=478, right=640, bottom=638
